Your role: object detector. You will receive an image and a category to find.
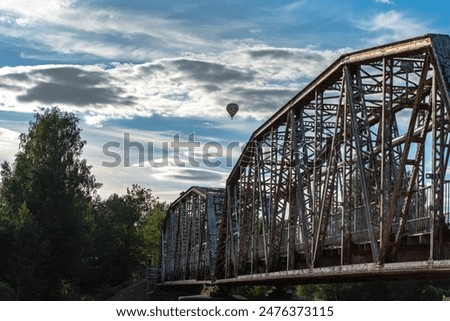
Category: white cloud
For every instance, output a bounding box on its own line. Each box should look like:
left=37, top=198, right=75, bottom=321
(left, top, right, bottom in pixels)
left=278, top=1, right=307, bottom=14
left=0, top=126, right=21, bottom=164
left=80, top=125, right=232, bottom=201
left=374, top=0, right=393, bottom=4
left=355, top=10, right=430, bottom=46
left=0, top=0, right=219, bottom=61
left=0, top=44, right=344, bottom=125
left=0, top=127, right=19, bottom=140
left=151, top=165, right=228, bottom=184
left=0, top=110, right=251, bottom=201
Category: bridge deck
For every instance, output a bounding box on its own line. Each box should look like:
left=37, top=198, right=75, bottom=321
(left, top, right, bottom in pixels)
left=159, top=259, right=450, bottom=288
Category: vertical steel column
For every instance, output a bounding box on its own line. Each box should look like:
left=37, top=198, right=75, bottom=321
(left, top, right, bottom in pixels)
left=267, top=118, right=292, bottom=271
left=312, top=71, right=346, bottom=266
left=379, top=55, right=431, bottom=263
left=380, top=57, right=392, bottom=255
left=237, top=152, right=257, bottom=274
left=430, top=66, right=450, bottom=260
left=257, top=141, right=270, bottom=272
left=341, top=72, right=352, bottom=266
left=206, top=195, right=218, bottom=279
left=290, top=109, right=313, bottom=268
left=344, top=65, right=379, bottom=262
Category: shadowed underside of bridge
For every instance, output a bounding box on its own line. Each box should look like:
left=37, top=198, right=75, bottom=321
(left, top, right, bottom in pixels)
left=160, top=34, right=450, bottom=287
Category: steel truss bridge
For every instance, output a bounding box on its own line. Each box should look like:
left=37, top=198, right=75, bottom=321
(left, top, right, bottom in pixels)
left=160, top=34, right=450, bottom=287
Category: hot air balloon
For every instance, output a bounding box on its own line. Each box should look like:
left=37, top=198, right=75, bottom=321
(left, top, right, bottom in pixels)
left=226, top=103, right=239, bottom=119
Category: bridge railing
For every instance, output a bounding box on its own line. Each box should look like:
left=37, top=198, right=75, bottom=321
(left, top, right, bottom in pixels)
left=219, top=181, right=450, bottom=272
left=323, top=182, right=450, bottom=246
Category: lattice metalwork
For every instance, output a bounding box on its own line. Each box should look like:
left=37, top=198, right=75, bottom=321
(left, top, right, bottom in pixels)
left=215, top=34, right=450, bottom=278
left=160, top=186, right=224, bottom=281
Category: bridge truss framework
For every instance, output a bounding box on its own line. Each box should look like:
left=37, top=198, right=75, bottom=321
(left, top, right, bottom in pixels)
left=160, top=187, right=224, bottom=281
left=216, top=33, right=450, bottom=279
left=161, top=34, right=450, bottom=284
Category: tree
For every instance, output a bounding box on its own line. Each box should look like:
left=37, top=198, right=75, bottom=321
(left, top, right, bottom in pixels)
left=294, top=280, right=450, bottom=300
left=137, top=202, right=166, bottom=267
left=0, top=107, right=101, bottom=299
left=80, top=185, right=166, bottom=296
left=12, top=202, right=43, bottom=300
left=0, top=107, right=169, bottom=299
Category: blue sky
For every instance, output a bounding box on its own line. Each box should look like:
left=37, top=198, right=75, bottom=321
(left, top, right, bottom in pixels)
left=0, top=0, right=449, bottom=201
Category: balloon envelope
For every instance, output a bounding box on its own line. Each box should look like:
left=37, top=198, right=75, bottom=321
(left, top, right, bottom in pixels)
left=226, top=103, right=239, bottom=119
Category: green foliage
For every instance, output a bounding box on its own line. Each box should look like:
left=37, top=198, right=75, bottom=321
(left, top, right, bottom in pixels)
left=0, top=108, right=168, bottom=299
left=231, top=285, right=276, bottom=298
left=80, top=185, right=166, bottom=295
left=295, top=280, right=450, bottom=300
left=11, top=202, right=43, bottom=299
left=137, top=202, right=167, bottom=266
left=0, top=107, right=100, bottom=299
left=201, top=285, right=220, bottom=296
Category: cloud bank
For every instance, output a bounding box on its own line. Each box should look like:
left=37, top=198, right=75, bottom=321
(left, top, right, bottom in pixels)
left=0, top=45, right=345, bottom=126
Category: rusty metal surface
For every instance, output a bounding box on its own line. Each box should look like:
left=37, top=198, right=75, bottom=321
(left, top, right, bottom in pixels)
left=213, top=259, right=450, bottom=286
left=160, top=34, right=450, bottom=285
left=216, top=33, right=450, bottom=279
left=159, top=259, right=450, bottom=287
left=160, top=186, right=224, bottom=282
